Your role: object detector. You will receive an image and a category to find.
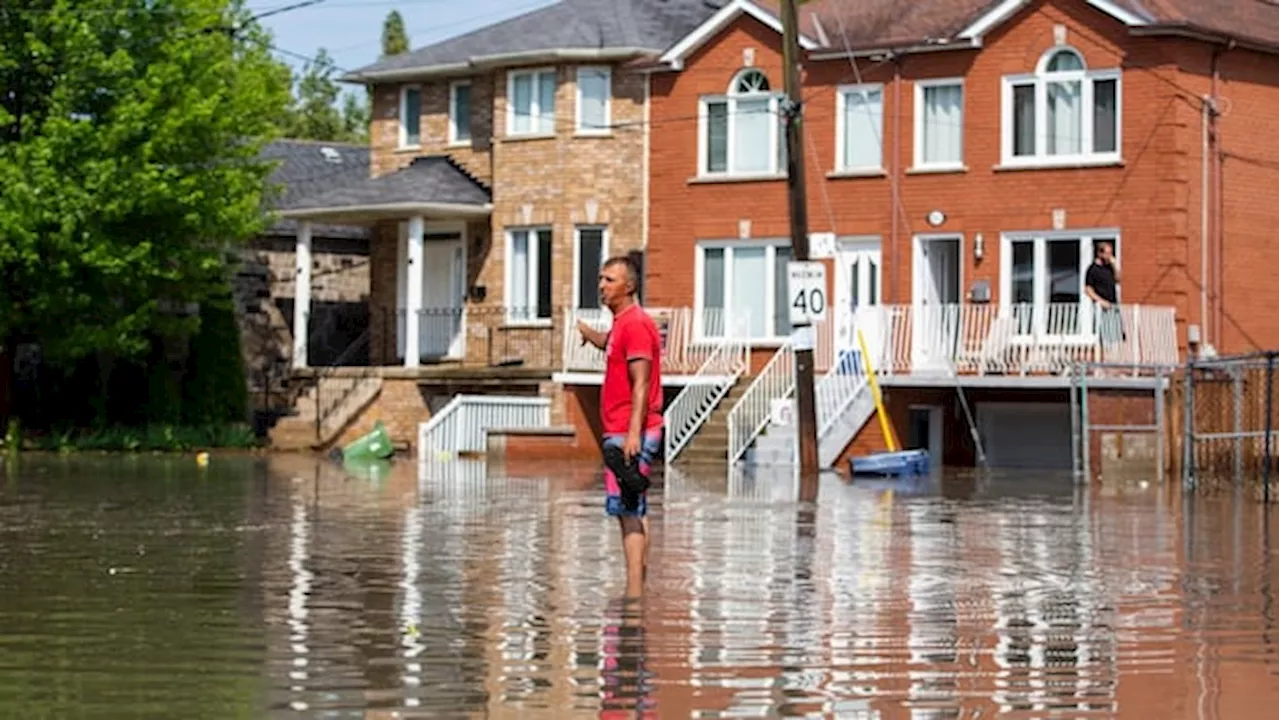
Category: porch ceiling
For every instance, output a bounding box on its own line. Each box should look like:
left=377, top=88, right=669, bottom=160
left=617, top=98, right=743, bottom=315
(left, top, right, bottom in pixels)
left=277, top=154, right=492, bottom=224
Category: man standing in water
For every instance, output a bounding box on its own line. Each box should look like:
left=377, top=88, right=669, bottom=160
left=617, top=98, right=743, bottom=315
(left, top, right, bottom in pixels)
left=578, top=256, right=663, bottom=598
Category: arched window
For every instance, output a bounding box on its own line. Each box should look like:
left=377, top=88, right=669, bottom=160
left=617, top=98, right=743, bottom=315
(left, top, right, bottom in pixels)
left=1002, top=46, right=1120, bottom=165
left=699, top=68, right=785, bottom=176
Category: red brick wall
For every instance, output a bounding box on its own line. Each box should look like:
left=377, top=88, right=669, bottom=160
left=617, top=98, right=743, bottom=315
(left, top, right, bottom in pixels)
left=645, top=0, right=1279, bottom=358
left=332, top=378, right=430, bottom=451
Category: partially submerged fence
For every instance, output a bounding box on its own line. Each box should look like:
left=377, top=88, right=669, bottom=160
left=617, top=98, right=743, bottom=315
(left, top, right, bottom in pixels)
left=1071, top=363, right=1176, bottom=484
left=1181, top=352, right=1277, bottom=500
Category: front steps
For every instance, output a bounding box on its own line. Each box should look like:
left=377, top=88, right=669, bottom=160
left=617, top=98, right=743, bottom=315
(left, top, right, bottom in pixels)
left=269, top=374, right=382, bottom=451
left=672, top=379, right=751, bottom=468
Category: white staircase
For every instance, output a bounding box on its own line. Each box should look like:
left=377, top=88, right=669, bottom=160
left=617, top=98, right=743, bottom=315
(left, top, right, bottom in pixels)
left=663, top=330, right=749, bottom=463
left=417, top=395, right=551, bottom=463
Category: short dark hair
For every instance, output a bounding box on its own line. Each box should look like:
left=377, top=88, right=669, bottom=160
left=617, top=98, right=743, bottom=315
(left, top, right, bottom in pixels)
left=602, top=255, right=639, bottom=292
left=1095, top=240, right=1114, bottom=257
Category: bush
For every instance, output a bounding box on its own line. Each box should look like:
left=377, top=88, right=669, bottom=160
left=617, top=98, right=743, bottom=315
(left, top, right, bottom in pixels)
left=29, top=423, right=260, bottom=453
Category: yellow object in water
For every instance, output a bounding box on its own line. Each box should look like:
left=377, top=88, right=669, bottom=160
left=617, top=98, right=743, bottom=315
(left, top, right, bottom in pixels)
left=856, top=329, right=900, bottom=452
left=195, top=452, right=209, bottom=467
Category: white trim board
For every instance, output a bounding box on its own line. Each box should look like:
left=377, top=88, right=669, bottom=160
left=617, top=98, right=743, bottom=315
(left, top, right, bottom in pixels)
left=958, top=0, right=1149, bottom=41
left=658, top=0, right=819, bottom=70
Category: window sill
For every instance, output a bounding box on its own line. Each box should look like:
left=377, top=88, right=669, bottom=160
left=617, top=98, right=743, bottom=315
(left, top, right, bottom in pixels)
left=573, top=130, right=614, bottom=139
left=395, top=145, right=423, bottom=154
left=906, top=164, right=968, bottom=175
left=501, top=133, right=556, bottom=144
left=993, top=158, right=1124, bottom=172
left=446, top=140, right=472, bottom=149
left=688, top=173, right=786, bottom=185
left=501, top=320, right=554, bottom=329
left=826, top=168, right=887, bottom=179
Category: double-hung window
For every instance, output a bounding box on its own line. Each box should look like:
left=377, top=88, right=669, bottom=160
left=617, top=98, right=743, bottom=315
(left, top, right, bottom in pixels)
left=399, top=85, right=421, bottom=148
left=699, top=69, right=786, bottom=177
left=697, top=241, right=794, bottom=341
left=508, top=68, right=556, bottom=136
left=506, top=228, right=553, bottom=323
left=576, top=66, right=611, bottom=134
left=1002, top=47, right=1120, bottom=167
left=573, top=226, right=607, bottom=310
left=449, top=80, right=471, bottom=144
left=836, top=83, right=884, bottom=172
left=1002, top=231, right=1120, bottom=338
left=914, top=79, right=964, bottom=170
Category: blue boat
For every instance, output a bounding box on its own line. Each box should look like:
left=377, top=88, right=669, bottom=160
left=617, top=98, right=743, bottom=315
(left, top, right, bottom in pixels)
left=850, top=448, right=930, bottom=478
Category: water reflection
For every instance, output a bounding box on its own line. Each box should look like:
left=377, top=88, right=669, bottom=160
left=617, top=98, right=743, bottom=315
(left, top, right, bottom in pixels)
left=0, top=454, right=1274, bottom=718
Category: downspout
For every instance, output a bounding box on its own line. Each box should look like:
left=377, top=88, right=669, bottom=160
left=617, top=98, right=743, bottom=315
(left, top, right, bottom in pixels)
left=642, top=73, right=651, bottom=251
left=1212, top=43, right=1231, bottom=352
left=890, top=54, right=903, bottom=303
left=1199, top=92, right=1210, bottom=355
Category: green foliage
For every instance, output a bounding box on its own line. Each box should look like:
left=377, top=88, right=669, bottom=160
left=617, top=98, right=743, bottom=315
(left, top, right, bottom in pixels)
left=30, top=423, right=259, bottom=452
left=381, top=10, right=409, bottom=56
left=181, top=294, right=249, bottom=426
left=281, top=47, right=369, bottom=143
left=0, top=0, right=293, bottom=364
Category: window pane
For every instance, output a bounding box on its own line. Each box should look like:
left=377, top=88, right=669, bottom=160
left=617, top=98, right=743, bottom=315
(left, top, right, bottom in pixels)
left=849, top=258, right=861, bottom=309
left=576, top=228, right=603, bottom=309
left=1012, top=84, right=1035, bottom=157
left=1047, top=50, right=1084, bottom=72
left=403, top=87, right=421, bottom=146
left=922, top=84, right=963, bottom=165
left=706, top=102, right=728, bottom=172
left=868, top=259, right=879, bottom=306
left=1011, top=240, right=1035, bottom=333
left=452, top=84, right=471, bottom=142
left=733, top=97, right=772, bottom=173
left=1093, top=78, right=1117, bottom=153
left=843, top=88, right=883, bottom=168
left=1047, top=80, right=1082, bottom=155
left=512, top=74, right=532, bottom=133
left=702, top=248, right=725, bottom=335
left=537, top=72, right=556, bottom=134
left=774, top=245, right=793, bottom=337
left=510, top=231, right=530, bottom=318
left=732, top=247, right=768, bottom=338
left=578, top=68, right=608, bottom=131
left=1047, top=239, right=1081, bottom=333
left=536, top=229, right=553, bottom=319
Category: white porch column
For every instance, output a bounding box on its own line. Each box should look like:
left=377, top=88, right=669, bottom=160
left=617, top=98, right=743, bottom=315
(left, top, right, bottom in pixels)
left=292, top=221, right=312, bottom=369
left=404, top=215, right=425, bottom=368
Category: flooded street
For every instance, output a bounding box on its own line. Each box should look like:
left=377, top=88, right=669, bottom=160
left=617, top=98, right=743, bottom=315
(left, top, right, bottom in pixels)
left=0, top=454, right=1275, bottom=719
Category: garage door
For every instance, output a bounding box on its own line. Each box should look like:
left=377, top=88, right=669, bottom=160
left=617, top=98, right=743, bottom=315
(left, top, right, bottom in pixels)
left=977, top=402, right=1072, bottom=470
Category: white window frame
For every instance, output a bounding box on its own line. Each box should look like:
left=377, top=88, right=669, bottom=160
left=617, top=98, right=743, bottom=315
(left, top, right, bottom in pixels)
left=574, top=66, right=611, bottom=135
left=572, top=225, right=609, bottom=309
left=913, top=78, right=965, bottom=171
left=448, top=80, right=471, bottom=146
left=399, top=84, right=422, bottom=149
left=834, top=82, right=886, bottom=173
left=1000, top=46, right=1122, bottom=168
left=694, top=239, right=794, bottom=344
left=697, top=69, right=785, bottom=179
left=506, top=67, right=557, bottom=137
left=504, top=226, right=554, bottom=325
left=998, top=229, right=1121, bottom=344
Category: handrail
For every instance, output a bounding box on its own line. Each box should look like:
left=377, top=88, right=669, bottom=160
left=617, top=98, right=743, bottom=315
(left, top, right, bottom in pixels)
left=417, top=394, right=551, bottom=462
left=313, top=327, right=372, bottom=436
left=727, top=344, right=795, bottom=464
left=662, top=326, right=749, bottom=462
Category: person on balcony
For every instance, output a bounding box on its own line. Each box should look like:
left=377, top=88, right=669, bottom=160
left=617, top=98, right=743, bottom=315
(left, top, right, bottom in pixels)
left=1085, top=240, right=1124, bottom=357
left=577, top=256, right=664, bottom=599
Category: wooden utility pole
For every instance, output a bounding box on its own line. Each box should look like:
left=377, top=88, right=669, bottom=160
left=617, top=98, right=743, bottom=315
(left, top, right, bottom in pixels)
left=780, top=0, right=821, bottom=500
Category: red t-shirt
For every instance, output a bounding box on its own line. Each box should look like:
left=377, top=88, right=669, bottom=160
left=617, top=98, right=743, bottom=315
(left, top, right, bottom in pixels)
left=600, top=304, right=664, bottom=435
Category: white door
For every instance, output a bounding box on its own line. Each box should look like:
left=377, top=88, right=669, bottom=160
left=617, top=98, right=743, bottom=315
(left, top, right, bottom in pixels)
left=912, top=236, right=961, bottom=372
left=420, top=240, right=464, bottom=358
left=835, top=239, right=884, bottom=373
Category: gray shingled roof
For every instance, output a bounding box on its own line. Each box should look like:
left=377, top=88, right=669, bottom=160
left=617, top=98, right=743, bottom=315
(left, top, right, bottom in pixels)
left=342, top=0, right=718, bottom=80
left=261, top=139, right=371, bottom=239
left=279, top=155, right=491, bottom=216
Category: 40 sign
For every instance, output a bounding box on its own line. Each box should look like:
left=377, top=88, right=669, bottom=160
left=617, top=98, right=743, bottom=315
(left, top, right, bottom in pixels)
left=786, top=261, right=828, bottom=326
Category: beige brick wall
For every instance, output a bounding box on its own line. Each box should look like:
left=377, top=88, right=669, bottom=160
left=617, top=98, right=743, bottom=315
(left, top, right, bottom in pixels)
left=365, top=63, right=648, bottom=368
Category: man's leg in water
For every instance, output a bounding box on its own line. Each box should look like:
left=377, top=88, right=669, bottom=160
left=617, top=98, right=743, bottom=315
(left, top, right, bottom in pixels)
left=602, top=429, right=662, bottom=596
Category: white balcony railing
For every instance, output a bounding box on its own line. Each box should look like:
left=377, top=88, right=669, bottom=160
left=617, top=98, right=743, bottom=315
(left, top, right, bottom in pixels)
left=563, top=307, right=750, bottom=375
left=417, top=395, right=551, bottom=462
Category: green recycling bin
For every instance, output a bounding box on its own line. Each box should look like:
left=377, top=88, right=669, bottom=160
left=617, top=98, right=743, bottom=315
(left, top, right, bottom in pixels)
left=341, top=421, right=394, bottom=461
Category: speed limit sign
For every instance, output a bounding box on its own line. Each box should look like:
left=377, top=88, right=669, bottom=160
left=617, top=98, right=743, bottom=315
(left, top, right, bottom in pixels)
left=787, top=261, right=827, bottom=325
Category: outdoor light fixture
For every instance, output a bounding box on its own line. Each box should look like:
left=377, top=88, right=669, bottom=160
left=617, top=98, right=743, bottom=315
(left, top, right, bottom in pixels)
left=974, top=233, right=985, bottom=260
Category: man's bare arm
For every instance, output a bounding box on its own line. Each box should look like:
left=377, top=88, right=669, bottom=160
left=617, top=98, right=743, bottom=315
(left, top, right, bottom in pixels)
left=627, top=358, right=651, bottom=437
left=578, top=321, right=608, bottom=350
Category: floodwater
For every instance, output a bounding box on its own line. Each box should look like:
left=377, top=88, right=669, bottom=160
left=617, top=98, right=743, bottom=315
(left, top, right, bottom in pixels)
left=0, top=454, right=1275, bottom=719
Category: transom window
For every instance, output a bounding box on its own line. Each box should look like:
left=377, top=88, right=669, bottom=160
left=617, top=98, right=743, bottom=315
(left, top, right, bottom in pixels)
left=1001, top=47, right=1120, bottom=167
left=1000, top=231, right=1121, bottom=337
left=699, top=69, right=786, bottom=177
left=696, top=240, right=793, bottom=341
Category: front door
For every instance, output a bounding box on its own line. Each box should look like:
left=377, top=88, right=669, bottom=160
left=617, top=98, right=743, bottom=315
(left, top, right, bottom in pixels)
left=912, top=236, right=961, bottom=372
left=397, top=224, right=466, bottom=361
left=835, top=239, right=883, bottom=372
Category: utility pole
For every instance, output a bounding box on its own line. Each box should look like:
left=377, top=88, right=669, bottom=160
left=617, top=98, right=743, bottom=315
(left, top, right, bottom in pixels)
left=780, top=0, right=820, bottom=501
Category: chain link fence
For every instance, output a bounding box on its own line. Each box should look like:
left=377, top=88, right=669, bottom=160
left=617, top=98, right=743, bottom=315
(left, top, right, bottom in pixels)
left=1181, top=352, right=1278, bottom=501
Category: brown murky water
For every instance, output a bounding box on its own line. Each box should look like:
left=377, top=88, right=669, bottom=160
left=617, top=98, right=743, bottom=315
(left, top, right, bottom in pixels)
left=0, top=453, right=1275, bottom=719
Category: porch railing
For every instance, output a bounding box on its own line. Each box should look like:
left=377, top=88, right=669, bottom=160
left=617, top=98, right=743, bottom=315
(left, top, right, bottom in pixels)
left=370, top=305, right=564, bottom=371
left=866, top=303, right=1179, bottom=376
left=417, top=394, right=551, bottom=462
left=564, top=308, right=756, bottom=375
left=662, top=317, right=751, bottom=463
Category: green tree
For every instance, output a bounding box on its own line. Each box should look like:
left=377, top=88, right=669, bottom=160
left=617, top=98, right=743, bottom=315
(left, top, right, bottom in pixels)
left=382, top=10, right=409, bottom=56
left=0, top=0, right=292, bottom=366
left=340, top=91, right=370, bottom=143
left=282, top=48, right=347, bottom=141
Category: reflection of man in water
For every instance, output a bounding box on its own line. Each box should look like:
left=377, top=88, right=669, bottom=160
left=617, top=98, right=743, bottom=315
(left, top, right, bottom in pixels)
left=1084, top=240, right=1123, bottom=354
left=599, top=598, right=657, bottom=718
left=577, top=256, right=664, bottom=599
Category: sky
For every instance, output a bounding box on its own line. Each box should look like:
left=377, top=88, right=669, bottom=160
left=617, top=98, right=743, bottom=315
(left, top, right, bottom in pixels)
left=250, top=0, right=558, bottom=90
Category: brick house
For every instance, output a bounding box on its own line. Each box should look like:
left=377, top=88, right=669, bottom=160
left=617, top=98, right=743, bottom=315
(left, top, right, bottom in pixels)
left=270, top=0, right=721, bottom=452
left=632, top=0, right=1277, bottom=470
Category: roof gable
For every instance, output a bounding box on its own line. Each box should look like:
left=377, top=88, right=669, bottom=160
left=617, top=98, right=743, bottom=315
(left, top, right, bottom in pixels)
left=657, top=0, right=819, bottom=70
left=957, top=0, right=1149, bottom=40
